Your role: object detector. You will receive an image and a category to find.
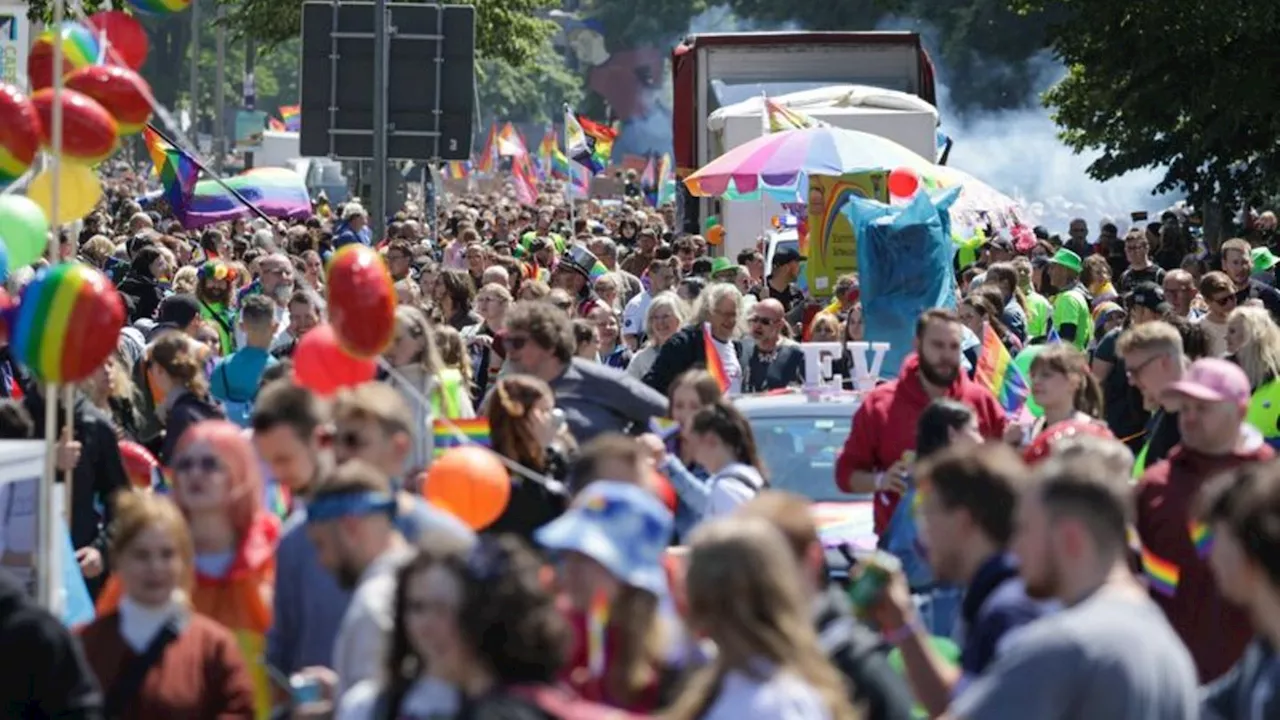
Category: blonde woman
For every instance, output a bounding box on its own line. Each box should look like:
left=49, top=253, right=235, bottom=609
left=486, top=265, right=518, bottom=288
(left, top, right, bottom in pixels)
left=1226, top=305, right=1280, bottom=390
left=385, top=306, right=475, bottom=473
left=628, top=292, right=689, bottom=380
left=666, top=517, right=857, bottom=720
left=171, top=265, right=198, bottom=296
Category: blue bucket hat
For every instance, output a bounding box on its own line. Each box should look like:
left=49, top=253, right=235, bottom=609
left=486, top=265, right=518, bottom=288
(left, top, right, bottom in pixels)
left=535, top=481, right=673, bottom=596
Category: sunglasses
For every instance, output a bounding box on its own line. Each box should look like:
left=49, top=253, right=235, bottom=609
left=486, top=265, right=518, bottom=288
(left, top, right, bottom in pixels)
left=174, top=454, right=221, bottom=474
left=504, top=334, right=531, bottom=350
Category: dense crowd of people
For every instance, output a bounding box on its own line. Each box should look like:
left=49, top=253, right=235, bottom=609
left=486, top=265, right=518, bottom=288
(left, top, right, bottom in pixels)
left=0, top=167, right=1279, bottom=720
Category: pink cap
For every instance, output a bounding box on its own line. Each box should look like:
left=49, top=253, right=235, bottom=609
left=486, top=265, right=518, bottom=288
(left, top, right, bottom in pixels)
left=1162, top=358, right=1251, bottom=407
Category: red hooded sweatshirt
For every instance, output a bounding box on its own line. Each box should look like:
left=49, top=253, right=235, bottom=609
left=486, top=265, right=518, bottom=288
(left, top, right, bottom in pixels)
left=1136, top=435, right=1272, bottom=682
left=835, top=353, right=1008, bottom=533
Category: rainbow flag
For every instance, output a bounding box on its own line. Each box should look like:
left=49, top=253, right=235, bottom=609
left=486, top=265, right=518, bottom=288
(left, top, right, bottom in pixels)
left=476, top=124, right=497, bottom=173
left=497, top=122, right=528, bottom=158
left=565, top=107, right=616, bottom=174
left=433, top=418, right=492, bottom=457
left=569, top=160, right=591, bottom=198
left=587, top=588, right=610, bottom=678
left=537, top=128, right=556, bottom=164
left=512, top=154, right=539, bottom=205
left=279, top=104, right=301, bottom=132
left=175, top=167, right=312, bottom=229
left=973, top=324, right=1028, bottom=415
left=702, top=322, right=730, bottom=393
left=549, top=146, right=571, bottom=181
left=144, top=125, right=199, bottom=213
left=641, top=155, right=657, bottom=207
left=445, top=160, right=470, bottom=180
left=1188, top=521, right=1214, bottom=559
left=648, top=417, right=679, bottom=439
left=1140, top=545, right=1180, bottom=597
left=657, top=153, right=676, bottom=206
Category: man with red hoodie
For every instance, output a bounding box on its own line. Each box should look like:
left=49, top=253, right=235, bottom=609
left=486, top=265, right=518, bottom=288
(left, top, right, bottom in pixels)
left=1136, top=357, right=1271, bottom=682
left=835, top=309, right=1008, bottom=535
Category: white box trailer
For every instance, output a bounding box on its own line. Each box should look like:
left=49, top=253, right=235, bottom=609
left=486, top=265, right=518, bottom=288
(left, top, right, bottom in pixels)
left=706, top=86, right=939, bottom=261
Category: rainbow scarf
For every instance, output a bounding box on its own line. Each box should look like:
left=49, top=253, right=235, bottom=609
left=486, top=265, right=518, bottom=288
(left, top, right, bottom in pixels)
left=702, top=323, right=730, bottom=393
left=1188, top=521, right=1214, bottom=559
left=433, top=418, right=492, bottom=457
left=1140, top=545, right=1180, bottom=597
left=974, top=323, right=1028, bottom=415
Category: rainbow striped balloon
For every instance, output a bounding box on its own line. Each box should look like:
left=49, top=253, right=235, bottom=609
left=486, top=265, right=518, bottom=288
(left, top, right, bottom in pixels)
left=10, top=263, right=126, bottom=383
left=0, top=85, right=39, bottom=187
left=125, top=0, right=193, bottom=14
left=42, top=23, right=99, bottom=68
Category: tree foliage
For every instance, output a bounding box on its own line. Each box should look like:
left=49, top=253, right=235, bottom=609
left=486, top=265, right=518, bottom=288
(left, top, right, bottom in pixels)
left=1013, top=0, right=1280, bottom=208
left=478, top=43, right=584, bottom=126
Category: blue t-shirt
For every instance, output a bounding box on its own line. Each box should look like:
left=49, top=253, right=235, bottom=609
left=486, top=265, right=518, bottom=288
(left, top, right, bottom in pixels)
left=210, top=347, right=278, bottom=426
left=957, top=553, right=1049, bottom=680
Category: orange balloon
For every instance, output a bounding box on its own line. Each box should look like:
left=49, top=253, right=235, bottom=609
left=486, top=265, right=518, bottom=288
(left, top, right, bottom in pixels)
left=424, top=446, right=511, bottom=530
left=706, top=225, right=725, bottom=246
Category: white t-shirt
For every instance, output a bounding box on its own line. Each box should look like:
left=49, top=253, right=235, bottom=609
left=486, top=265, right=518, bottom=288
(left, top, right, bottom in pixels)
left=333, top=546, right=414, bottom=697
left=705, top=463, right=765, bottom=519
left=701, top=666, right=832, bottom=720
left=337, top=677, right=459, bottom=720
left=710, top=334, right=743, bottom=394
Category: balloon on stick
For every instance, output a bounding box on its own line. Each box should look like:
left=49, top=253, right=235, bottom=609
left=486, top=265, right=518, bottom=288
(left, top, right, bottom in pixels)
left=27, top=22, right=100, bottom=92
left=293, top=324, right=377, bottom=396
left=124, top=0, right=194, bottom=15
left=65, top=65, right=153, bottom=136
left=326, top=244, right=397, bottom=359
left=9, top=263, right=127, bottom=384
left=0, top=85, right=41, bottom=188
left=119, top=441, right=160, bottom=489
left=31, top=88, right=119, bottom=164
left=28, top=163, right=103, bottom=226
left=887, top=167, right=921, bottom=199
left=86, top=11, right=150, bottom=71
left=423, top=446, right=511, bottom=530
left=0, top=195, right=51, bottom=268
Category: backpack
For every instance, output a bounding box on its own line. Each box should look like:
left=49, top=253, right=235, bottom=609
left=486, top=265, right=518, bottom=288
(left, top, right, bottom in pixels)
left=216, top=362, right=258, bottom=428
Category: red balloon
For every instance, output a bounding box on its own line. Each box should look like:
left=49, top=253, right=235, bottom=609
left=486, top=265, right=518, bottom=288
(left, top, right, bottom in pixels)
left=31, top=88, right=119, bottom=164
left=293, top=324, right=377, bottom=396
left=59, top=265, right=127, bottom=383
left=65, top=65, right=153, bottom=136
left=887, top=167, right=921, bottom=198
left=326, top=245, right=396, bottom=359
left=1022, top=419, right=1116, bottom=465
left=0, top=85, right=40, bottom=185
left=119, top=440, right=159, bottom=489
left=86, top=11, right=149, bottom=71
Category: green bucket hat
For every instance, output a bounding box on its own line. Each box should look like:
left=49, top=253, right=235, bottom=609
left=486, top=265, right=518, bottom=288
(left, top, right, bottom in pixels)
left=1049, top=248, right=1082, bottom=274
left=710, top=256, right=740, bottom=277
left=1252, top=246, right=1279, bottom=272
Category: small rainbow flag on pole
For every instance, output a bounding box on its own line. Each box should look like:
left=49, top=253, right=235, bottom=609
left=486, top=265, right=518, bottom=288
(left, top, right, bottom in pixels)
left=648, top=417, right=680, bottom=439
left=433, top=418, right=492, bottom=457
left=974, top=324, right=1028, bottom=415
left=587, top=588, right=610, bottom=678
left=279, top=104, right=301, bottom=132
left=1140, top=545, right=1180, bottom=597
left=702, top=322, right=730, bottom=393
left=1187, top=521, right=1214, bottom=559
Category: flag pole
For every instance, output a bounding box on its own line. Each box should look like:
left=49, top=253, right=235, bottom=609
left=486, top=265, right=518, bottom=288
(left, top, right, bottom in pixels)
left=562, top=110, right=575, bottom=237
left=145, top=122, right=276, bottom=225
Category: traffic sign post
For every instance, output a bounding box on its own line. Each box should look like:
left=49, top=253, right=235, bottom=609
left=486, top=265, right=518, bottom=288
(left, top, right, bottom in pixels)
left=301, top=1, right=475, bottom=238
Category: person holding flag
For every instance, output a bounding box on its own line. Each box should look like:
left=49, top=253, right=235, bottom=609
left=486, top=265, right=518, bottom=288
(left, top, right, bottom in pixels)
left=643, top=284, right=746, bottom=397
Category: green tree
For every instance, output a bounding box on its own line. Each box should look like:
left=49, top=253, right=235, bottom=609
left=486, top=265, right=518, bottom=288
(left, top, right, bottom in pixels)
left=477, top=43, right=584, bottom=125
left=1013, top=0, right=1280, bottom=209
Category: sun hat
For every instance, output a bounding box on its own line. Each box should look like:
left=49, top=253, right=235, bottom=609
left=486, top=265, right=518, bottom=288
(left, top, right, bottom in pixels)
left=1049, top=248, right=1082, bottom=274
left=1252, top=246, right=1279, bottom=272
left=535, top=481, right=673, bottom=596
left=710, top=256, right=740, bottom=277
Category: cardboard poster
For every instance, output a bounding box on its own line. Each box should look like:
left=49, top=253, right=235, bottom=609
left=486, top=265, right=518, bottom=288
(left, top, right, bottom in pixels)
left=806, top=172, right=888, bottom=297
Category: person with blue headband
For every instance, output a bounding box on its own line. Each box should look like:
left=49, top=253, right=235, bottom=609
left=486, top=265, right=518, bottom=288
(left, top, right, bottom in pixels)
left=294, top=460, right=413, bottom=716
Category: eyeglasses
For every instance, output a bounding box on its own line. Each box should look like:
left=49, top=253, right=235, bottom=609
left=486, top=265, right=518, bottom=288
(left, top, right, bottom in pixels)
left=334, top=431, right=369, bottom=451
left=504, top=334, right=531, bottom=350
left=748, top=316, right=774, bottom=326
left=1125, top=353, right=1166, bottom=381
left=174, top=454, right=221, bottom=474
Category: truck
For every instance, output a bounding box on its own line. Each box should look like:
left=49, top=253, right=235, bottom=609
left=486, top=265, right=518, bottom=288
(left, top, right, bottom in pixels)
left=671, top=32, right=940, bottom=264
